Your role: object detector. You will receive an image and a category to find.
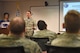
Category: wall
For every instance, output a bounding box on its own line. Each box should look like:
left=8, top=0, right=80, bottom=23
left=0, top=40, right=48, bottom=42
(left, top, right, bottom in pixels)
left=47, top=0, right=59, bottom=5
left=0, top=0, right=60, bottom=18
left=31, top=6, right=59, bottom=33
left=1, top=0, right=45, bottom=19
left=0, top=2, right=1, bottom=19
left=0, top=2, right=4, bottom=19
left=0, top=0, right=60, bottom=33
left=1, top=0, right=79, bottom=33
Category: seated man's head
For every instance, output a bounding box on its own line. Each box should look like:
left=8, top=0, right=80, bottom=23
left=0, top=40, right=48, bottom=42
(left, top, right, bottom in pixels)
left=9, top=17, right=25, bottom=36
left=4, top=12, right=9, bottom=20
left=63, top=10, right=80, bottom=33
left=37, top=20, right=47, bottom=30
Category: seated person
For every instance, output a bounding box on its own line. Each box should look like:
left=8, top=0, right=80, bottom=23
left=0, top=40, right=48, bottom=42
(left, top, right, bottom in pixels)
left=0, top=12, right=10, bottom=28
left=1, top=12, right=9, bottom=22
left=33, top=20, right=57, bottom=42
left=0, top=34, right=7, bottom=38
left=0, top=17, right=42, bottom=53
left=51, top=10, right=80, bottom=47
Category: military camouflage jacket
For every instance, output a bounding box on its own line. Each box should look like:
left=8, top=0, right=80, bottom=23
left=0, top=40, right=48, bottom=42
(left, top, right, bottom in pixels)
left=0, top=34, right=42, bottom=53
left=51, top=32, right=80, bottom=47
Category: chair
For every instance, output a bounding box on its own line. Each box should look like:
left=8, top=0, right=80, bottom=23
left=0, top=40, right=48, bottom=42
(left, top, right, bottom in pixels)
left=46, top=44, right=80, bottom=53
left=0, top=46, right=25, bottom=53
left=30, top=37, right=49, bottom=51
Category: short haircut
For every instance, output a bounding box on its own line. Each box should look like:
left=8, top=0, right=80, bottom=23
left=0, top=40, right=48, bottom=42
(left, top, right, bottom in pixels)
left=4, top=12, right=9, bottom=18
left=10, top=17, right=25, bottom=35
left=64, top=10, right=80, bottom=33
left=37, top=20, right=47, bottom=30
left=27, top=10, right=31, bottom=14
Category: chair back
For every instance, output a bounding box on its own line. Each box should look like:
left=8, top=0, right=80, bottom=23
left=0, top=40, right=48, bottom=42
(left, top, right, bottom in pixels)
left=30, top=37, right=49, bottom=51
left=0, top=46, right=25, bottom=53
left=46, top=44, right=80, bottom=53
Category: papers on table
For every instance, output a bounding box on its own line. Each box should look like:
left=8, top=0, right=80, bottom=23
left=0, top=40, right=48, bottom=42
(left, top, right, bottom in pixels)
left=0, top=22, right=10, bottom=28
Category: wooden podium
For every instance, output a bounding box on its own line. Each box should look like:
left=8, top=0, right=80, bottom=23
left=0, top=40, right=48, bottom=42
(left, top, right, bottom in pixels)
left=0, top=22, right=10, bottom=35
left=0, top=28, right=9, bottom=35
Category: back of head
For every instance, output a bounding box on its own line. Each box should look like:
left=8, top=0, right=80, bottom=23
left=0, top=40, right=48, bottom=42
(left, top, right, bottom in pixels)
left=64, top=10, right=80, bottom=33
left=9, top=17, right=25, bottom=35
left=37, top=20, right=47, bottom=30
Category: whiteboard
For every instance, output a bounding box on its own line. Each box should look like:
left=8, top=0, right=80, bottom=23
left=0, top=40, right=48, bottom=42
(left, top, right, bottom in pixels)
left=31, top=6, right=59, bottom=33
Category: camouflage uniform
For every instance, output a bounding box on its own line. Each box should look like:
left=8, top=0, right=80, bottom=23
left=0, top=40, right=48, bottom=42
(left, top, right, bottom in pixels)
left=0, top=34, right=42, bottom=53
left=33, top=29, right=57, bottom=42
left=24, top=18, right=36, bottom=36
left=0, top=34, right=7, bottom=38
left=51, top=32, right=80, bottom=47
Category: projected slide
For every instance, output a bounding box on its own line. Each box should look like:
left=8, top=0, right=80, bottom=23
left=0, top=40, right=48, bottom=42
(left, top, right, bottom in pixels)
left=63, top=2, right=80, bottom=17
left=60, top=1, right=80, bottom=32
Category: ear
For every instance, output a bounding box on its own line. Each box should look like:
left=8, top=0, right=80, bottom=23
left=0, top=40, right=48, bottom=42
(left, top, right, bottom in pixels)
left=62, top=23, right=66, bottom=28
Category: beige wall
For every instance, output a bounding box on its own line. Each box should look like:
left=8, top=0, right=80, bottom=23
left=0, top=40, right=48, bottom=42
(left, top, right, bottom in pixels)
left=0, top=0, right=59, bottom=19
left=0, top=0, right=60, bottom=33
left=0, top=0, right=78, bottom=33
left=0, top=2, right=4, bottom=19
left=0, top=0, right=46, bottom=19
left=0, top=2, right=1, bottom=19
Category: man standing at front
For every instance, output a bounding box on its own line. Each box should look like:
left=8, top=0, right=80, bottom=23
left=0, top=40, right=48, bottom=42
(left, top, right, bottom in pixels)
left=24, top=11, right=36, bottom=37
